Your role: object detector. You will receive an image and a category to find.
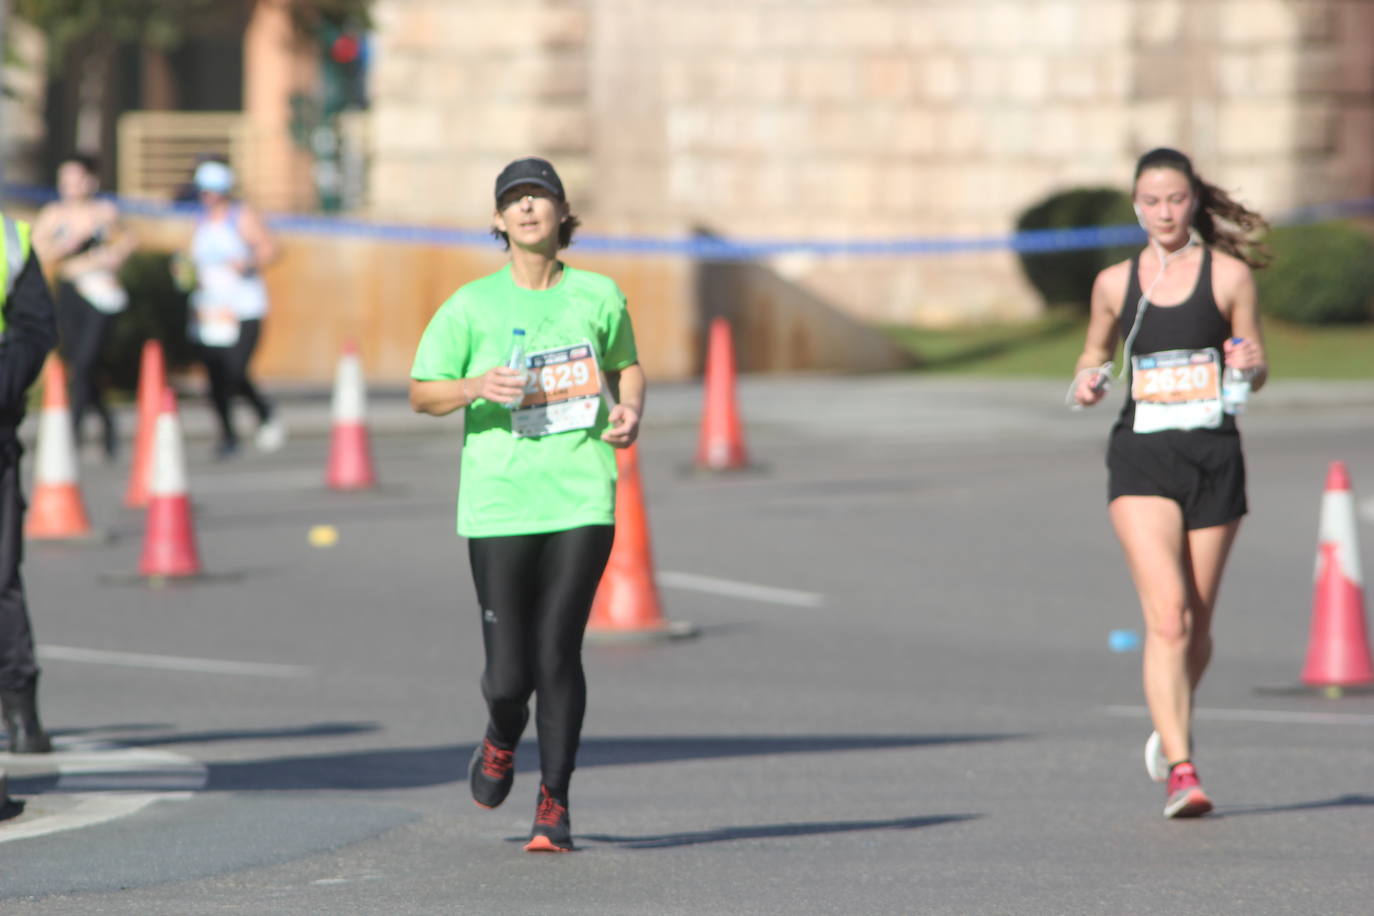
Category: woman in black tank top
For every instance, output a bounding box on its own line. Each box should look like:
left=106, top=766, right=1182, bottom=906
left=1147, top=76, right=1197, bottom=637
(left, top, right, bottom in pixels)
left=1070, top=148, right=1270, bottom=819
left=32, top=156, right=134, bottom=461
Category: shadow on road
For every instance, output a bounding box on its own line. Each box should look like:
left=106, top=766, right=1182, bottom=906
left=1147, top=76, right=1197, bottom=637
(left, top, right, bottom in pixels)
left=573, top=813, right=980, bottom=849
left=48, top=721, right=379, bottom=749
left=1218, top=793, right=1374, bottom=818
left=200, top=732, right=1022, bottom=792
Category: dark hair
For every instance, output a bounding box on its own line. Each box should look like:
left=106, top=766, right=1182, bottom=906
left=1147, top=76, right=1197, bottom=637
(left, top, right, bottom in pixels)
left=491, top=213, right=582, bottom=251
left=1134, top=147, right=1270, bottom=268
left=60, top=154, right=100, bottom=176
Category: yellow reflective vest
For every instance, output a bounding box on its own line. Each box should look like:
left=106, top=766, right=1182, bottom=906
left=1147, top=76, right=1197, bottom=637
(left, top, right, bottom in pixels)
left=0, top=215, right=35, bottom=333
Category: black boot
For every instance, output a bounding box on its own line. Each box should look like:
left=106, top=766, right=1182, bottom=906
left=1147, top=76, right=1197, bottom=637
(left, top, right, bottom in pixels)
left=1, top=678, right=53, bottom=754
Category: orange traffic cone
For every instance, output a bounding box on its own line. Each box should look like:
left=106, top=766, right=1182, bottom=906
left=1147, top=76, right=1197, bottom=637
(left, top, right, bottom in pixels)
left=326, top=341, right=377, bottom=490
left=25, top=357, right=95, bottom=540
left=139, top=388, right=201, bottom=578
left=125, top=340, right=166, bottom=508
left=588, top=444, right=695, bottom=641
left=1301, top=461, right=1374, bottom=687
left=694, top=317, right=749, bottom=471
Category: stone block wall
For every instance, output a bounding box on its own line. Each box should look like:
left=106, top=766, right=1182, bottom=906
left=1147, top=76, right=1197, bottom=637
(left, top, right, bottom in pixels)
left=367, top=0, right=1374, bottom=334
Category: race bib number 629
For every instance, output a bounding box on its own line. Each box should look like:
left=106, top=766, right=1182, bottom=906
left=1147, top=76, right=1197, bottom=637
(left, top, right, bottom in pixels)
left=510, top=341, right=603, bottom=438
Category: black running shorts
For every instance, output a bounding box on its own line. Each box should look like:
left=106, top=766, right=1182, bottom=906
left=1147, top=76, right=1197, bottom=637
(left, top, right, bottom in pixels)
left=1106, top=426, right=1247, bottom=530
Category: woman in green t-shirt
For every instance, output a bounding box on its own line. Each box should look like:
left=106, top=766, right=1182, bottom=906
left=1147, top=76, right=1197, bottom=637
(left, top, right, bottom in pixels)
left=410, top=157, right=645, bottom=852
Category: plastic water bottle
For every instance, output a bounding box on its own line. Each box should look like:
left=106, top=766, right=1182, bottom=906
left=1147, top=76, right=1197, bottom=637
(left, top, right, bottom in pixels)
left=503, top=328, right=527, bottom=410
left=1222, top=336, right=1251, bottom=415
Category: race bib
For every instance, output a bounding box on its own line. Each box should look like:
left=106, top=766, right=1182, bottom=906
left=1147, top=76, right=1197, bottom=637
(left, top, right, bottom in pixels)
left=74, top=271, right=129, bottom=314
left=192, top=266, right=244, bottom=346
left=190, top=296, right=241, bottom=347
left=1130, top=347, right=1222, bottom=433
left=510, top=341, right=603, bottom=438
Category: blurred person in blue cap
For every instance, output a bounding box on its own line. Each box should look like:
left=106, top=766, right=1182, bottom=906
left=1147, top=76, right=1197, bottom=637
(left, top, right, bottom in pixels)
left=410, top=156, right=645, bottom=853
left=182, top=159, right=285, bottom=458
left=32, top=155, right=135, bottom=461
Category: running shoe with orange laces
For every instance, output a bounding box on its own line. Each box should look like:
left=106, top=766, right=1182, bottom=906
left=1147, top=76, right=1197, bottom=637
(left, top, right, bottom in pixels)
left=468, top=738, right=517, bottom=809
left=523, top=785, right=573, bottom=852
left=1163, top=761, right=1213, bottom=819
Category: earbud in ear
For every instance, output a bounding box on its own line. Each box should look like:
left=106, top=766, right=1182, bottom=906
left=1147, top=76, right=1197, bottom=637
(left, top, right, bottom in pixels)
left=1133, top=203, right=1147, bottom=230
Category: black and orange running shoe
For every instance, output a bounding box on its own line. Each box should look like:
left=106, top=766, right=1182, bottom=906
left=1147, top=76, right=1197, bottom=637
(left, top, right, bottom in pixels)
left=523, top=785, right=573, bottom=852
left=468, top=738, right=517, bottom=809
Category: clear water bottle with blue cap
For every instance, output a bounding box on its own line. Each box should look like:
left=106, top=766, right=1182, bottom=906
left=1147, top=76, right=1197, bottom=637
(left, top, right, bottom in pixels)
left=1222, top=336, right=1251, bottom=415
left=504, top=328, right=528, bottom=410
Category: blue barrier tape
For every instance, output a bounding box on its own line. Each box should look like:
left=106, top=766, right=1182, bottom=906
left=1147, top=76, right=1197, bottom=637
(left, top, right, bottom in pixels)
left=5, top=183, right=1372, bottom=260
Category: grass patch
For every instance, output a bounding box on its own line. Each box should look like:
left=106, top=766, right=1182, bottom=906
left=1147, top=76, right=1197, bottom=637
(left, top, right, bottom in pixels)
left=883, top=313, right=1374, bottom=380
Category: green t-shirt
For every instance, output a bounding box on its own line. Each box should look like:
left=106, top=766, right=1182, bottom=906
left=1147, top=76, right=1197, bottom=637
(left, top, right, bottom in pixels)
left=411, top=263, right=639, bottom=538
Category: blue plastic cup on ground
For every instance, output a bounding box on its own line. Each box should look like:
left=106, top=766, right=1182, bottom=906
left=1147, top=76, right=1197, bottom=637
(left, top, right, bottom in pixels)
left=1108, top=629, right=1141, bottom=652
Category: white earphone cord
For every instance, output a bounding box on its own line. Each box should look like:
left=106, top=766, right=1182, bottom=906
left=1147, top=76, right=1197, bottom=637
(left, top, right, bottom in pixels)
left=1119, top=228, right=1200, bottom=379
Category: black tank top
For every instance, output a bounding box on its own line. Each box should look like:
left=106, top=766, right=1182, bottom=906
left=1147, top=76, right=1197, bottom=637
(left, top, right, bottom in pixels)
left=1116, top=246, right=1235, bottom=433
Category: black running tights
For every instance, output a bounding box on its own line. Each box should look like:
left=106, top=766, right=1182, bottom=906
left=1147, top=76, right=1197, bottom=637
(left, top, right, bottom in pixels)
left=468, top=525, right=615, bottom=797
left=56, top=284, right=116, bottom=455
left=199, top=318, right=272, bottom=447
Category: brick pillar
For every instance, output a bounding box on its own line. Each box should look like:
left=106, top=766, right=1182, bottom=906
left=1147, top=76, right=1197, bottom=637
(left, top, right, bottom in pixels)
left=244, top=0, right=318, bottom=211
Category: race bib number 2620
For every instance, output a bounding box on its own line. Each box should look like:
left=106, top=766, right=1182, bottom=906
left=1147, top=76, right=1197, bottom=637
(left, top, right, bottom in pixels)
left=1130, top=348, right=1222, bottom=433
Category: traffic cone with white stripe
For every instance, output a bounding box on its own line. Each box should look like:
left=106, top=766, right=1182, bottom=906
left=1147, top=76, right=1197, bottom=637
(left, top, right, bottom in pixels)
left=125, top=339, right=165, bottom=508
left=587, top=444, right=695, bottom=642
left=25, top=357, right=95, bottom=541
left=1300, top=461, right=1374, bottom=687
left=139, top=388, right=201, bottom=578
left=326, top=341, right=376, bottom=490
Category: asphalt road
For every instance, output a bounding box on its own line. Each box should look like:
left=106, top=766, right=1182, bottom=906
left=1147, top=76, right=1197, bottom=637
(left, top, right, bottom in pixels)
left=2, top=376, right=1372, bottom=914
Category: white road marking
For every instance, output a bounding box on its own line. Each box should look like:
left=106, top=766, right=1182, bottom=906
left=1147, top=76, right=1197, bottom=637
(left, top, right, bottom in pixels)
left=657, top=570, right=825, bottom=608
left=39, top=644, right=313, bottom=679
left=1102, top=704, right=1374, bottom=726
left=0, top=738, right=206, bottom=844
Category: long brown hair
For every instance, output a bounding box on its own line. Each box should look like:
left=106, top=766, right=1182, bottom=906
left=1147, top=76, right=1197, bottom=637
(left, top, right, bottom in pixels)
left=1134, top=147, right=1270, bottom=268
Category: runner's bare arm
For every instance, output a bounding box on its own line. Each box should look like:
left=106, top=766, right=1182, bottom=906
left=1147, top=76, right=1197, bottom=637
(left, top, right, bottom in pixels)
left=410, top=368, right=526, bottom=416
left=1072, top=264, right=1125, bottom=406
left=601, top=362, right=645, bottom=447
left=1218, top=259, right=1268, bottom=392
left=236, top=205, right=280, bottom=273
left=92, top=200, right=136, bottom=272
left=30, top=204, right=69, bottom=264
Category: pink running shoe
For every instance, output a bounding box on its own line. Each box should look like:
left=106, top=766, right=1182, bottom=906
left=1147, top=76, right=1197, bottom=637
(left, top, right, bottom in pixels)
left=1163, top=762, right=1213, bottom=819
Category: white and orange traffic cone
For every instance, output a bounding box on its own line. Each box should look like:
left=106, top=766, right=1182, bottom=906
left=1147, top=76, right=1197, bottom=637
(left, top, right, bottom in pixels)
left=587, top=444, right=695, bottom=642
left=139, top=388, right=201, bottom=579
left=1300, top=461, right=1374, bottom=688
left=326, top=341, right=377, bottom=491
left=125, top=340, right=166, bottom=508
left=695, top=317, right=749, bottom=472
left=26, top=357, right=95, bottom=541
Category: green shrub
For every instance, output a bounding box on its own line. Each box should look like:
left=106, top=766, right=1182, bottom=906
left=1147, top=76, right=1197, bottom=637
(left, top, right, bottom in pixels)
left=1014, top=187, right=1139, bottom=311
left=1256, top=222, right=1374, bottom=325
left=102, top=251, right=198, bottom=394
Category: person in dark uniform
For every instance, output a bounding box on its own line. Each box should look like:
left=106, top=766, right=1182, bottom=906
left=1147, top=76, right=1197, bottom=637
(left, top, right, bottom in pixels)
left=1072, top=148, right=1268, bottom=818
left=0, top=211, right=60, bottom=753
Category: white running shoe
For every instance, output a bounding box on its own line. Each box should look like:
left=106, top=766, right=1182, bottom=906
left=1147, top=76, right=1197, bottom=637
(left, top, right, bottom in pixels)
left=1145, top=730, right=1169, bottom=783
left=255, top=417, right=287, bottom=453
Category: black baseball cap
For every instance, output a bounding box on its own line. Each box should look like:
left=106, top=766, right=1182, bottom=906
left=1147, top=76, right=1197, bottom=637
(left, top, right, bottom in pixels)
left=494, top=157, right=565, bottom=202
